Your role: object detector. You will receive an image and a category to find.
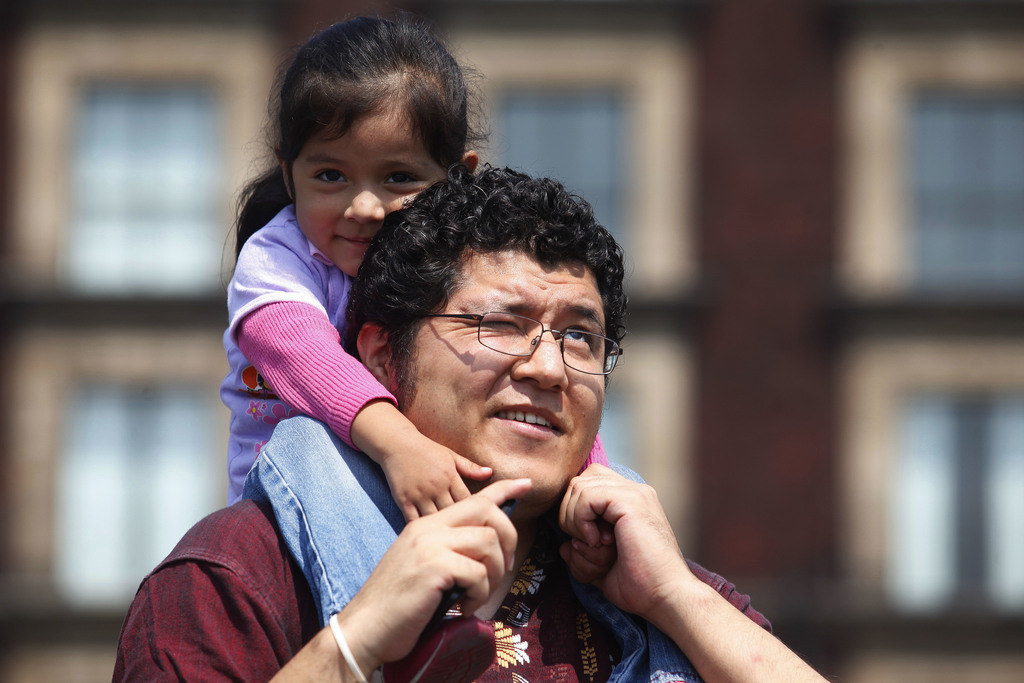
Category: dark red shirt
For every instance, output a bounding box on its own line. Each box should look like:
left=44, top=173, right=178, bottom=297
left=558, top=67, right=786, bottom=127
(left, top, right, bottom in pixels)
left=113, top=501, right=321, bottom=681
left=474, top=523, right=621, bottom=682
left=114, top=500, right=769, bottom=681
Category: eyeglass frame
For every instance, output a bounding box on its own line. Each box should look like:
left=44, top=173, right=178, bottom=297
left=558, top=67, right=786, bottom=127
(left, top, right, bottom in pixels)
left=420, top=311, right=623, bottom=376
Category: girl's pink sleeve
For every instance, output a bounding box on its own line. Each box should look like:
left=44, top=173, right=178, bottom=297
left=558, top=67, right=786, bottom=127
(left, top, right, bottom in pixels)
left=582, top=432, right=609, bottom=469
left=237, top=300, right=395, bottom=449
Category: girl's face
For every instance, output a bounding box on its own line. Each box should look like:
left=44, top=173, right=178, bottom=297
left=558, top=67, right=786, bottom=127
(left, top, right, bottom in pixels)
left=286, top=109, right=476, bottom=277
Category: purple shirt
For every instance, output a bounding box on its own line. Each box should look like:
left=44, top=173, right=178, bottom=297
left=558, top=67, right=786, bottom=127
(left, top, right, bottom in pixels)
left=220, top=206, right=353, bottom=503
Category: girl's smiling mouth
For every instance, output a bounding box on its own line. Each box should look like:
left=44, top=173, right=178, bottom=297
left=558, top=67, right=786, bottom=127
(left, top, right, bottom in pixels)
left=338, top=235, right=374, bottom=245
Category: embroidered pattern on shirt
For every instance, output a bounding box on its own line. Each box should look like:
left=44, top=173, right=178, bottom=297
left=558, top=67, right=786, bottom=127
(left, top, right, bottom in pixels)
left=476, top=524, right=618, bottom=682
left=577, top=609, right=600, bottom=683
left=494, top=621, right=530, bottom=668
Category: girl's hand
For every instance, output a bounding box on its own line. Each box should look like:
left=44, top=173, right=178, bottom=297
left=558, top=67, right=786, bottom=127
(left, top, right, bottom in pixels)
left=351, top=400, right=492, bottom=521
left=381, top=435, right=493, bottom=520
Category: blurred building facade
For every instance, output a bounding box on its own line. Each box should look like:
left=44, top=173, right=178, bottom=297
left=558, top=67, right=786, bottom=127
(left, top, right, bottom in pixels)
left=1, top=0, right=1022, bottom=681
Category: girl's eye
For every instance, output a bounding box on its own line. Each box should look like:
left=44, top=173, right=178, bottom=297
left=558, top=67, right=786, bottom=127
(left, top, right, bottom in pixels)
left=387, top=172, right=416, bottom=184
left=315, top=169, right=345, bottom=182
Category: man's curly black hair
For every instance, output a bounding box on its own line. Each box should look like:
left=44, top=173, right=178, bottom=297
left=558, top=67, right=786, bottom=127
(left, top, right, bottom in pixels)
left=344, top=164, right=627, bottom=394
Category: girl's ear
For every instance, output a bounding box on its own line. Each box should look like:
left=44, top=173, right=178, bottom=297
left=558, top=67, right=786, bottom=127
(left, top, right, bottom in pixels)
left=461, top=150, right=479, bottom=173
left=356, top=323, right=393, bottom=388
left=276, top=151, right=295, bottom=201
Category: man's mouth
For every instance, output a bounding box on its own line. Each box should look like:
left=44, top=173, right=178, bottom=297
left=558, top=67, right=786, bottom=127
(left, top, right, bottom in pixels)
left=496, top=410, right=556, bottom=430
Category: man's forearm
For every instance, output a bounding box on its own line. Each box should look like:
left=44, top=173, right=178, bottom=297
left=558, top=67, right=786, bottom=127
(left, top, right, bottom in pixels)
left=648, top=577, right=825, bottom=683
left=270, top=629, right=350, bottom=683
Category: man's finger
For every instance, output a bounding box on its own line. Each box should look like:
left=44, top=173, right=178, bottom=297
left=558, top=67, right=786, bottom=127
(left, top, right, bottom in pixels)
left=474, top=478, right=532, bottom=509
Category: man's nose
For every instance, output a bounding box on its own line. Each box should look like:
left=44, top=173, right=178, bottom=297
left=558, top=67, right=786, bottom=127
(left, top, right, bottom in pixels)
left=513, top=333, right=568, bottom=390
left=345, top=190, right=386, bottom=224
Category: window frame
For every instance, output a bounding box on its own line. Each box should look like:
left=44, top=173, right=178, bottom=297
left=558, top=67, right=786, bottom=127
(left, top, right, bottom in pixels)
left=841, top=33, right=1024, bottom=297
left=6, top=326, right=229, bottom=584
left=841, top=338, right=1024, bottom=608
left=10, top=25, right=275, bottom=290
left=453, top=30, right=696, bottom=296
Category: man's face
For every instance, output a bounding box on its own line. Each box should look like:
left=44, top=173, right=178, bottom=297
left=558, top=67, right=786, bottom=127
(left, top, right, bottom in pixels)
left=395, top=250, right=606, bottom=516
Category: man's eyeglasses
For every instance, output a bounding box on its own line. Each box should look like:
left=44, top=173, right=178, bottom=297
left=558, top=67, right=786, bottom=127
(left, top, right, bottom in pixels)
left=421, top=311, right=622, bottom=376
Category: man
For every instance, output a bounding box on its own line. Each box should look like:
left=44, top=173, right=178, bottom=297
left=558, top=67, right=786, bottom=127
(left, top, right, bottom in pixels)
left=114, top=167, right=824, bottom=682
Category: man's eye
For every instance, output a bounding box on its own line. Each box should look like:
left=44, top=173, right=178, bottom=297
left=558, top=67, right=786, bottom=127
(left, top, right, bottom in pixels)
left=315, top=170, right=345, bottom=182
left=564, top=329, right=603, bottom=355
left=482, top=320, right=526, bottom=335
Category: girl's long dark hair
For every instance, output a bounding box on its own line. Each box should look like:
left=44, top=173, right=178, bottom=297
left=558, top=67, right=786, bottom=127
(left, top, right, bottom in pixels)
left=234, top=15, right=482, bottom=261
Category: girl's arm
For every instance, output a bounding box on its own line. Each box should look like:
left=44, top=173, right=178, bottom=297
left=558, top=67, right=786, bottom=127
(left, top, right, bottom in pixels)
left=238, top=301, right=391, bottom=449
left=583, top=433, right=609, bottom=469
left=238, top=301, right=491, bottom=519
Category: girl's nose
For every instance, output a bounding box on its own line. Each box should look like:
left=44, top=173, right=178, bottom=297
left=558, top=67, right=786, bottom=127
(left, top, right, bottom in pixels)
left=345, top=190, right=386, bottom=224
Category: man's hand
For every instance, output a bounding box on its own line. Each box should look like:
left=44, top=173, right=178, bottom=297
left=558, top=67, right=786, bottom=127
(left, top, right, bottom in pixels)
left=334, top=478, right=530, bottom=674
left=558, top=465, right=827, bottom=683
left=558, top=464, right=690, bottom=620
left=271, top=478, right=530, bottom=683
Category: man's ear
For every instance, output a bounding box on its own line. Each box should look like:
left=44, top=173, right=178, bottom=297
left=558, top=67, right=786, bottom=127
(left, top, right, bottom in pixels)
left=276, top=151, right=295, bottom=201
left=461, top=150, right=479, bottom=173
left=356, top=323, right=392, bottom=387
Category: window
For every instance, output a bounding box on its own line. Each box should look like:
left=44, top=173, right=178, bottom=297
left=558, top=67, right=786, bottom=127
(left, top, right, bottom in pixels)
left=54, top=383, right=220, bottom=607
left=888, top=393, right=1024, bottom=612
left=12, top=27, right=273, bottom=289
left=455, top=30, right=694, bottom=293
left=67, top=84, right=223, bottom=294
left=841, top=36, right=1024, bottom=296
left=841, top=339, right=1024, bottom=612
left=496, top=89, right=626, bottom=243
left=911, top=93, right=1024, bottom=291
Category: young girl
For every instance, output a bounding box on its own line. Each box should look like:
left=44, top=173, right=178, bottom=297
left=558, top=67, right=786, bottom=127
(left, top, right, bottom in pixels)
left=222, top=15, right=608, bottom=620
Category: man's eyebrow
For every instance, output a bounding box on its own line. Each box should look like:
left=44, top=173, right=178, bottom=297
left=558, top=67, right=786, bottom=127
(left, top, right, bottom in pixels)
left=566, top=305, right=606, bottom=330
left=500, top=302, right=605, bottom=330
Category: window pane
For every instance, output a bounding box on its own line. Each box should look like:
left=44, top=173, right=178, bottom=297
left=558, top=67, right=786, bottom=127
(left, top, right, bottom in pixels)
left=54, top=383, right=220, bottom=607
left=495, top=89, right=626, bottom=245
left=988, top=397, right=1024, bottom=610
left=68, top=85, right=223, bottom=294
left=911, top=93, right=1024, bottom=291
left=54, top=386, right=132, bottom=604
left=888, top=394, right=957, bottom=611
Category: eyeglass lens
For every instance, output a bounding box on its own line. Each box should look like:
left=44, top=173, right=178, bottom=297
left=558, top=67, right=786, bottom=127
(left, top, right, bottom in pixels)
left=476, top=312, right=617, bottom=375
